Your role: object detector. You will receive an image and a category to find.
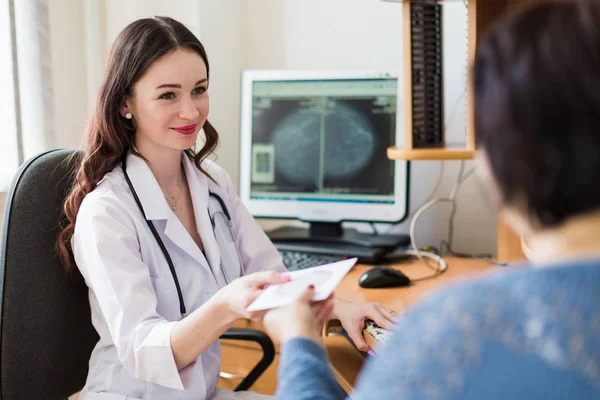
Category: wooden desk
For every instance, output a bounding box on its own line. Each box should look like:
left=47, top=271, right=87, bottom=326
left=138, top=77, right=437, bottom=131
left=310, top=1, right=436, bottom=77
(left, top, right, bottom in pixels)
left=218, top=257, right=494, bottom=395
left=326, top=257, right=495, bottom=393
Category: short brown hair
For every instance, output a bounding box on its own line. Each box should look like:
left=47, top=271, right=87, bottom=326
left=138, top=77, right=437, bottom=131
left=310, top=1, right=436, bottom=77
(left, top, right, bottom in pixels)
left=474, top=0, right=600, bottom=227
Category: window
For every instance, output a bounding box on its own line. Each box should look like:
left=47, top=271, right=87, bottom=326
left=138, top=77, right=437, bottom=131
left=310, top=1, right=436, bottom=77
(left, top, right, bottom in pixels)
left=0, top=0, right=20, bottom=191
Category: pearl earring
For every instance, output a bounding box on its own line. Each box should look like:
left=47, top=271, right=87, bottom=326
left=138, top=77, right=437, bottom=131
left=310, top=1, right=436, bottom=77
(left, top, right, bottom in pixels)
left=125, top=112, right=133, bottom=120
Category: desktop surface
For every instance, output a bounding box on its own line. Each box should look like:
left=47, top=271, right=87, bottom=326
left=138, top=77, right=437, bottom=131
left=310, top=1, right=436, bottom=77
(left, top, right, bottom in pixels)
left=326, top=257, right=496, bottom=393
left=218, top=257, right=495, bottom=395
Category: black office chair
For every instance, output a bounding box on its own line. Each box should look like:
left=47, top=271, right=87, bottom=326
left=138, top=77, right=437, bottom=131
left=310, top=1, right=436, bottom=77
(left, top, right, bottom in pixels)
left=0, top=149, right=274, bottom=399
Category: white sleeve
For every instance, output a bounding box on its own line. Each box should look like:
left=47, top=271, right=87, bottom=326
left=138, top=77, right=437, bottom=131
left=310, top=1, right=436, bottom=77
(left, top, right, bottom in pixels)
left=73, top=198, right=186, bottom=390
left=221, top=173, right=286, bottom=275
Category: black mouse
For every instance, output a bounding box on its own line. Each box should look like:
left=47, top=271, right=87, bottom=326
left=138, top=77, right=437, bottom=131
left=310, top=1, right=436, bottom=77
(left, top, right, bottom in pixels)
left=358, top=266, right=411, bottom=288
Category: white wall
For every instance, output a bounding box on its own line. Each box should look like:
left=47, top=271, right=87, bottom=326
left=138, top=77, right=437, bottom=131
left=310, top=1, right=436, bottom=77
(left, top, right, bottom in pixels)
left=1, top=0, right=497, bottom=257
left=194, top=1, right=247, bottom=181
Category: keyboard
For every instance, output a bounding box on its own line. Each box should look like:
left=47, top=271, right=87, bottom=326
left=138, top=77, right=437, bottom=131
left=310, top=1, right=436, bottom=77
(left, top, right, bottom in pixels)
left=280, top=250, right=347, bottom=271
left=341, top=320, right=392, bottom=358
left=364, top=320, right=392, bottom=345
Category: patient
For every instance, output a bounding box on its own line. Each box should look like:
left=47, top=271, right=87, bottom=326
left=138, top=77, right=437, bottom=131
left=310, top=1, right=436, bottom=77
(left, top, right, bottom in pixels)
left=263, top=0, right=600, bottom=398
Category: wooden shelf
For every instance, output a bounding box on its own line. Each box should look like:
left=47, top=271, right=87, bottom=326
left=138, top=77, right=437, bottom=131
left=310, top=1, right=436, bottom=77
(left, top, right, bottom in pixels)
left=387, top=146, right=475, bottom=160
left=389, top=0, right=532, bottom=260
left=393, top=0, right=477, bottom=161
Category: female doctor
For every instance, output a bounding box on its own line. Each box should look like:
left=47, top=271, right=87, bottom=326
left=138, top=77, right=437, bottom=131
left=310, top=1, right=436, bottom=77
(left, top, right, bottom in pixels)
left=57, top=16, right=395, bottom=400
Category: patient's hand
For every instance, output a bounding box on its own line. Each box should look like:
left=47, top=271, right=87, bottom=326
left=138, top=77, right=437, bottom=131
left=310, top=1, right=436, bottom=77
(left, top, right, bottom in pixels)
left=332, top=299, right=396, bottom=352
left=263, top=286, right=334, bottom=345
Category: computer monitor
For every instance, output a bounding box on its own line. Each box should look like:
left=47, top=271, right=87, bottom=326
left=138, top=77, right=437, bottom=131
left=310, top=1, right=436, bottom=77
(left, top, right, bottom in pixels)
left=239, top=70, right=409, bottom=255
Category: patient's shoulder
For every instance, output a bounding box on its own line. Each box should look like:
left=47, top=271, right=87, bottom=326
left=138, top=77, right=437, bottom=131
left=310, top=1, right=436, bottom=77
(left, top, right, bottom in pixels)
left=355, top=262, right=600, bottom=399
left=398, top=261, right=600, bottom=340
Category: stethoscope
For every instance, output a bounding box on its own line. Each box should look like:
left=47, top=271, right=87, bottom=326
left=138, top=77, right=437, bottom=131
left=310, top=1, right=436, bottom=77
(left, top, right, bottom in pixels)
left=121, top=155, right=244, bottom=318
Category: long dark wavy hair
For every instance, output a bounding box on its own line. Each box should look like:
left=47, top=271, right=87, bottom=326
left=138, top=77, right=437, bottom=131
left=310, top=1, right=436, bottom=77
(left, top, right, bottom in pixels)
left=57, top=17, right=219, bottom=272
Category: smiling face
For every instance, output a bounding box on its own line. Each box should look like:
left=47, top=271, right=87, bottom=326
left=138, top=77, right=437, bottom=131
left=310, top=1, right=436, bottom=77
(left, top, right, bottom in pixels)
left=121, top=49, right=209, bottom=156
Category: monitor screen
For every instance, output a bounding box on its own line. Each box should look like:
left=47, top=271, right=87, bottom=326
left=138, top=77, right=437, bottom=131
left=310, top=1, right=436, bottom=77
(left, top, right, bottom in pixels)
left=239, top=70, right=408, bottom=224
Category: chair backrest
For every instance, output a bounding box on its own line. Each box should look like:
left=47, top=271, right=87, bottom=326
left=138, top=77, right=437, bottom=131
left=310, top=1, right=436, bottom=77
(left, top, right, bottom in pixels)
left=0, top=149, right=98, bottom=399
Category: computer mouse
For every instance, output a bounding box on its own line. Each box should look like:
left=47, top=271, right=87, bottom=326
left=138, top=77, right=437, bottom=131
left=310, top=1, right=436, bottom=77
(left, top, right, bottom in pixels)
left=358, top=266, right=411, bottom=289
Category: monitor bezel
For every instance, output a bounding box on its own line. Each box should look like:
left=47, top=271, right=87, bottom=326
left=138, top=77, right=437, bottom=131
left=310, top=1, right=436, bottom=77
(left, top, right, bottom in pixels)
left=239, top=69, right=409, bottom=224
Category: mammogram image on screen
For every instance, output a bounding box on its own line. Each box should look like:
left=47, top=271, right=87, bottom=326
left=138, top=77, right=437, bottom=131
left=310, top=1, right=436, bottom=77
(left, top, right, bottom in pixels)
left=251, top=94, right=395, bottom=196
left=271, top=101, right=376, bottom=186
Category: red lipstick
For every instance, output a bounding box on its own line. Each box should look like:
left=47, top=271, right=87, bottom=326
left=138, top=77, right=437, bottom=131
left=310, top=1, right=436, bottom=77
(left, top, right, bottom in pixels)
left=171, top=124, right=197, bottom=135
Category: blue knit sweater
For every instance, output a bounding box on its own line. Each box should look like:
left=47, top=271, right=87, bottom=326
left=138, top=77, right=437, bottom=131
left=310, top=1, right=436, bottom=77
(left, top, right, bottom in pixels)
left=277, top=260, right=600, bottom=399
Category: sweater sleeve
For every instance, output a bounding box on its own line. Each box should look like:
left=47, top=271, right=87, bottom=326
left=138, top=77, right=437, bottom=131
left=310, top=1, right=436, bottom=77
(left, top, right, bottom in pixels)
left=276, top=338, right=347, bottom=400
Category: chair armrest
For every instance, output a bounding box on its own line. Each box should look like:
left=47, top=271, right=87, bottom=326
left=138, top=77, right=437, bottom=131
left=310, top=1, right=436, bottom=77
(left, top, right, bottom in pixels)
left=220, top=328, right=276, bottom=391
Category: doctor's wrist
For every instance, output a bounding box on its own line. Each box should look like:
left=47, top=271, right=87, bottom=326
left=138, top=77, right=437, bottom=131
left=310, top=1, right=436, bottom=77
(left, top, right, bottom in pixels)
left=210, top=290, right=240, bottom=326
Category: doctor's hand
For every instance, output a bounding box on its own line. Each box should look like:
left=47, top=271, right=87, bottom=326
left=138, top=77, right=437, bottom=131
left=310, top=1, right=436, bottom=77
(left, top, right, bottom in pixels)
left=333, top=298, right=396, bottom=352
left=215, top=271, right=291, bottom=321
left=263, top=286, right=334, bottom=345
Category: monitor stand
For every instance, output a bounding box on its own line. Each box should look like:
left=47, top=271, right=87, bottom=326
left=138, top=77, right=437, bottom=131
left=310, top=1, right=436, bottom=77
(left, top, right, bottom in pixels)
left=268, top=222, right=409, bottom=263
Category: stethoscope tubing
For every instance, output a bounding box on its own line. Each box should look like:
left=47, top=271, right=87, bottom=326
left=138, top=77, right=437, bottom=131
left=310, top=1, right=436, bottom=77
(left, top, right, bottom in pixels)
left=121, top=155, right=242, bottom=318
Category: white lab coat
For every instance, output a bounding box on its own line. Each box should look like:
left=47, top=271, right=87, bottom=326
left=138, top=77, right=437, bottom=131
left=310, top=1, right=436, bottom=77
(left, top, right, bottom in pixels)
left=72, top=151, right=285, bottom=400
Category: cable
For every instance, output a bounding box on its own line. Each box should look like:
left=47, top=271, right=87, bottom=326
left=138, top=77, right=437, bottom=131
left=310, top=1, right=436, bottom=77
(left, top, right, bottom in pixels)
left=410, top=161, right=467, bottom=272
left=404, top=250, right=447, bottom=281
left=384, top=249, right=447, bottom=282
left=374, top=160, right=445, bottom=236
left=408, top=160, right=503, bottom=276
left=439, top=0, right=508, bottom=266
left=410, top=197, right=453, bottom=273
left=424, top=161, right=446, bottom=204
left=372, top=85, right=464, bottom=237
left=440, top=164, right=495, bottom=261
left=374, top=1, right=469, bottom=240
left=443, top=92, right=466, bottom=139
left=400, top=0, right=487, bottom=274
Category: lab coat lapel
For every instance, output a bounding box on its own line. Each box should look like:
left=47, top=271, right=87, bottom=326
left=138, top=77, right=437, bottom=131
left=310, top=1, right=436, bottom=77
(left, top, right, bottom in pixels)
left=125, top=152, right=211, bottom=271
left=163, top=215, right=208, bottom=269
left=182, top=155, right=222, bottom=278
left=124, top=153, right=170, bottom=221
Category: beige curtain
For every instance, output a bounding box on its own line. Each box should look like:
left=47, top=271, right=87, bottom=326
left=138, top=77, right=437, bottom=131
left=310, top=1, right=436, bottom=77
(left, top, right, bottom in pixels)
left=13, top=0, right=55, bottom=160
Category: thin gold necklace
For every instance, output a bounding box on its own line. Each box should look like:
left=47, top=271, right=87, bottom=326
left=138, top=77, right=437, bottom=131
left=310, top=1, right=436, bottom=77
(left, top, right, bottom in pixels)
left=165, top=173, right=184, bottom=211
